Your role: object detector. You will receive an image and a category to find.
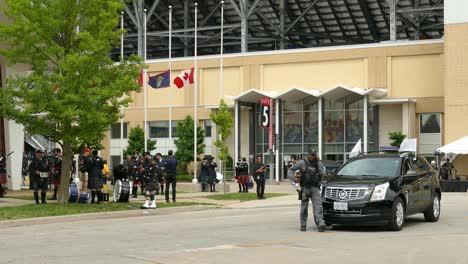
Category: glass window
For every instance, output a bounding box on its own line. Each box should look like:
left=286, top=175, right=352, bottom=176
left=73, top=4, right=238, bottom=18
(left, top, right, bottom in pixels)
left=336, top=157, right=401, bottom=177
left=413, top=157, right=431, bottom=174
left=149, top=121, right=169, bottom=138
left=283, top=101, right=302, bottom=112
left=204, top=120, right=212, bottom=138
left=171, top=121, right=179, bottom=138
left=110, top=123, right=128, bottom=139
left=283, top=112, right=302, bottom=143
left=304, top=112, right=318, bottom=143
left=420, top=113, right=441, bottom=133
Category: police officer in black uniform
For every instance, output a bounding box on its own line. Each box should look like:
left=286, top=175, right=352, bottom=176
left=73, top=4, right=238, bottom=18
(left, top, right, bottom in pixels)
left=29, top=150, right=49, bottom=204
left=86, top=150, right=104, bottom=204
left=140, top=152, right=158, bottom=209
left=254, top=156, right=267, bottom=200
left=288, top=151, right=326, bottom=232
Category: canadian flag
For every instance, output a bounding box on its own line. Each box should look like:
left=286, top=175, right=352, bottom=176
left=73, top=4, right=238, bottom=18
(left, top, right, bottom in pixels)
left=173, top=67, right=194, bottom=89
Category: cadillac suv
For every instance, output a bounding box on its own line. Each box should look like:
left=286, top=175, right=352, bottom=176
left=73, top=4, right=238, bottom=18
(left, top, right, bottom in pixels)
left=322, top=153, right=441, bottom=231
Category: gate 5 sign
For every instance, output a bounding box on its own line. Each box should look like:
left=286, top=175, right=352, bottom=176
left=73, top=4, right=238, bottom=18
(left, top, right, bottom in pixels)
left=261, top=97, right=271, bottom=128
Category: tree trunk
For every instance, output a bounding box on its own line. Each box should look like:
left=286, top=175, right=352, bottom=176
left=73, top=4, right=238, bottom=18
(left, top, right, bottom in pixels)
left=57, top=141, right=73, bottom=204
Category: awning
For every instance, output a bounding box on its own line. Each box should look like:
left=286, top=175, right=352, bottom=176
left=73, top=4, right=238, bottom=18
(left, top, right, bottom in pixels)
left=230, top=89, right=278, bottom=103
left=370, top=98, right=416, bottom=104
left=320, top=86, right=387, bottom=100
left=437, top=136, right=468, bottom=154
left=276, top=87, right=321, bottom=102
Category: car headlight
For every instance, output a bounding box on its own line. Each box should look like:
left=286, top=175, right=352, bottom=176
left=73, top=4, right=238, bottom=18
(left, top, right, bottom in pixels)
left=370, top=182, right=389, bottom=201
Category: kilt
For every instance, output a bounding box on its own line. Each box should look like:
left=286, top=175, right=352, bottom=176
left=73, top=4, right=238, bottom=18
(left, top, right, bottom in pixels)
left=0, top=173, right=6, bottom=184
left=52, top=170, right=61, bottom=185
left=30, top=175, right=48, bottom=190
left=143, top=178, right=159, bottom=192
left=239, top=175, right=249, bottom=184
left=88, top=175, right=103, bottom=190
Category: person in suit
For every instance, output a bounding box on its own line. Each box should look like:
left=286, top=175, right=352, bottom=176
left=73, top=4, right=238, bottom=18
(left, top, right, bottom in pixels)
left=29, top=150, right=49, bottom=204
left=86, top=150, right=104, bottom=204
left=200, top=156, right=210, bottom=192
left=164, top=150, right=178, bottom=203
left=208, top=157, right=218, bottom=192
left=254, top=156, right=267, bottom=200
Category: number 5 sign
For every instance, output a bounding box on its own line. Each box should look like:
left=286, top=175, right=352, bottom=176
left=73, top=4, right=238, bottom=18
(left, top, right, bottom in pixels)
left=261, top=97, right=271, bottom=128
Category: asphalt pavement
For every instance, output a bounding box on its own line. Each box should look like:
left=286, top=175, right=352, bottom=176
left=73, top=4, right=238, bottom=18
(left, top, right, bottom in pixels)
left=1, top=193, right=468, bottom=264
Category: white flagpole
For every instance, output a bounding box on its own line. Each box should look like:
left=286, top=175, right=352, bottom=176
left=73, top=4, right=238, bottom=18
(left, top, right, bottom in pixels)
left=143, top=8, right=148, bottom=152
left=169, top=5, right=173, bottom=150
left=220, top=1, right=224, bottom=100
left=219, top=1, right=224, bottom=178
left=120, top=11, right=124, bottom=164
left=193, top=2, right=199, bottom=184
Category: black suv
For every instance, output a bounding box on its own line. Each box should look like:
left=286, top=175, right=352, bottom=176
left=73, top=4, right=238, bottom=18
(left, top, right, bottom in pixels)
left=322, top=153, right=441, bottom=231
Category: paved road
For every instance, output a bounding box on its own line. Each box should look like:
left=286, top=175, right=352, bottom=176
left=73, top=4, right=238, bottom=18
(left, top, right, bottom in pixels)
left=1, top=193, right=468, bottom=264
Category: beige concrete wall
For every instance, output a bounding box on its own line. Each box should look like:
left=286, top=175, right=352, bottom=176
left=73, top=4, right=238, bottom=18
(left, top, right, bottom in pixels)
left=104, top=41, right=446, bottom=159
left=379, top=104, right=403, bottom=146
left=444, top=23, right=468, bottom=144
left=389, top=54, right=444, bottom=98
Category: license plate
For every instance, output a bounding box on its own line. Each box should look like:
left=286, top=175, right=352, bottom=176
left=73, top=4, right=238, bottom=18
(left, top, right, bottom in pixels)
left=333, top=202, right=348, bottom=211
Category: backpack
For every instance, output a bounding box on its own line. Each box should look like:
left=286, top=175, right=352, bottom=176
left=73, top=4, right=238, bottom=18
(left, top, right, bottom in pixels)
left=301, top=160, right=321, bottom=187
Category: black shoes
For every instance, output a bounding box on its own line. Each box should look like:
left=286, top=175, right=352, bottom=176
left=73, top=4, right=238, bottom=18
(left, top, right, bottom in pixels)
left=300, top=225, right=307, bottom=232
left=318, top=225, right=326, bottom=232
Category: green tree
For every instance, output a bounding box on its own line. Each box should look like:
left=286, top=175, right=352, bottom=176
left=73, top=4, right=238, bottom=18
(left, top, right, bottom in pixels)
left=174, top=115, right=205, bottom=171
left=210, top=99, right=234, bottom=174
left=389, top=131, right=407, bottom=147
left=0, top=0, right=143, bottom=203
left=123, top=127, right=156, bottom=157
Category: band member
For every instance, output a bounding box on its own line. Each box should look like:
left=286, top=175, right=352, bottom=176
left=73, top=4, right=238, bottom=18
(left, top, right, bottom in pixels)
left=131, top=153, right=143, bottom=198
left=123, top=155, right=133, bottom=180
left=101, top=160, right=110, bottom=200
left=200, top=156, right=210, bottom=192
left=235, top=158, right=242, bottom=193
left=208, top=157, right=218, bottom=192
left=86, top=150, right=104, bottom=204
left=164, top=150, right=178, bottom=203
left=140, top=152, right=158, bottom=209
left=239, top=157, right=249, bottom=193
left=79, top=148, right=91, bottom=190
left=254, top=156, right=267, bottom=200
left=49, top=148, right=62, bottom=200
left=154, top=153, right=165, bottom=195
left=29, top=150, right=49, bottom=204
left=0, top=152, right=7, bottom=197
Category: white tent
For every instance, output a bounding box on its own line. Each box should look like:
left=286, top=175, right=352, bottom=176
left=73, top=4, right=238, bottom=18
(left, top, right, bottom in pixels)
left=437, top=136, right=468, bottom=154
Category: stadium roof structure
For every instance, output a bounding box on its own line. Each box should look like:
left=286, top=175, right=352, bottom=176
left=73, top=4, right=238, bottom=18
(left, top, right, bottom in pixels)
left=114, top=0, right=444, bottom=61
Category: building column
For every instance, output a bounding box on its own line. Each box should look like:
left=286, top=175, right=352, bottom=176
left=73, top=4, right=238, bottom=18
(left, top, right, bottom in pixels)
left=4, top=119, right=24, bottom=190
left=318, top=97, right=323, bottom=160
left=275, top=99, right=280, bottom=182
left=234, top=100, right=240, bottom=161
left=363, top=96, right=369, bottom=153
left=402, top=102, right=416, bottom=139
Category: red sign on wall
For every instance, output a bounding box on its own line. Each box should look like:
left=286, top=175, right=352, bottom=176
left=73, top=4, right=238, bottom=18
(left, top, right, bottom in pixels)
left=261, top=97, right=271, bottom=128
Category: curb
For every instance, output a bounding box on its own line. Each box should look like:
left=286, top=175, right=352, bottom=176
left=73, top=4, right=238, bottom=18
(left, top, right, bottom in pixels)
left=0, top=205, right=219, bottom=229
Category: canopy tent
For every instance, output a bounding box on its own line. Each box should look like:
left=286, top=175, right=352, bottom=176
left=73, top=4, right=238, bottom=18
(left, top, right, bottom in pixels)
left=437, top=136, right=468, bottom=154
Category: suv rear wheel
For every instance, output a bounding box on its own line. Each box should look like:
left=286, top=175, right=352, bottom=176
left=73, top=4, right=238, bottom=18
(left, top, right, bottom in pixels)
left=388, top=197, right=405, bottom=231
left=424, top=193, right=440, bottom=222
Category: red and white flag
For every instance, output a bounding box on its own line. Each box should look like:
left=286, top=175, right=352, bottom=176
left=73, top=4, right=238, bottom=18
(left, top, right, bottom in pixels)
left=173, top=67, right=194, bottom=89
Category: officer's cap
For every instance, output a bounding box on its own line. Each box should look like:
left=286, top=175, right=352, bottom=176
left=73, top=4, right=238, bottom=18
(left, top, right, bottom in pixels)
left=35, top=149, right=43, bottom=154
left=53, top=148, right=61, bottom=153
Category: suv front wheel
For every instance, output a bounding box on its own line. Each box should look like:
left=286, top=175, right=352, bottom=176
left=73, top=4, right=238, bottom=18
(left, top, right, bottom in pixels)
left=388, top=197, right=405, bottom=231
left=424, top=193, right=441, bottom=222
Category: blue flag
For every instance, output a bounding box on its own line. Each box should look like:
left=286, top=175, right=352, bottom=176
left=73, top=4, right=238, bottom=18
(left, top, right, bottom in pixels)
left=148, top=70, right=170, bottom=89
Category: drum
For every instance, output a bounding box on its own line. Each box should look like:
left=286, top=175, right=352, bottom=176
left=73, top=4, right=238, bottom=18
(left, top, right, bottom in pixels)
left=0, top=173, right=6, bottom=184
left=79, top=191, right=92, bottom=203
left=113, top=179, right=131, bottom=203
left=69, top=182, right=79, bottom=203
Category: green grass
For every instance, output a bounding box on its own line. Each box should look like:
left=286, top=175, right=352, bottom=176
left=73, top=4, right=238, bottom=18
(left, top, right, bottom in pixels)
left=0, top=202, right=213, bottom=221
left=206, top=192, right=288, bottom=201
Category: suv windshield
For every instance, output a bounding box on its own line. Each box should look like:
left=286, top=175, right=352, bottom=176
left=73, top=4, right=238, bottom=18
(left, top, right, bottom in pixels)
left=336, top=157, right=401, bottom=177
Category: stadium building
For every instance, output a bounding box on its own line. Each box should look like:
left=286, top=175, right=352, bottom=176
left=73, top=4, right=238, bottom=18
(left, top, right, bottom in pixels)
left=1, top=0, right=468, bottom=189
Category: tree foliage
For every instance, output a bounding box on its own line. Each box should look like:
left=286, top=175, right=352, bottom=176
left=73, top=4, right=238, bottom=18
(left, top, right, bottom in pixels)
left=389, top=131, right=407, bottom=147
left=123, top=126, right=156, bottom=157
left=0, top=0, right=144, bottom=203
left=174, top=115, right=205, bottom=165
left=210, top=99, right=234, bottom=167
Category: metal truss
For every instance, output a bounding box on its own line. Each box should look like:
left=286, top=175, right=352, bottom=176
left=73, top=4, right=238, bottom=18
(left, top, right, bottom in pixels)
left=113, top=0, right=444, bottom=61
